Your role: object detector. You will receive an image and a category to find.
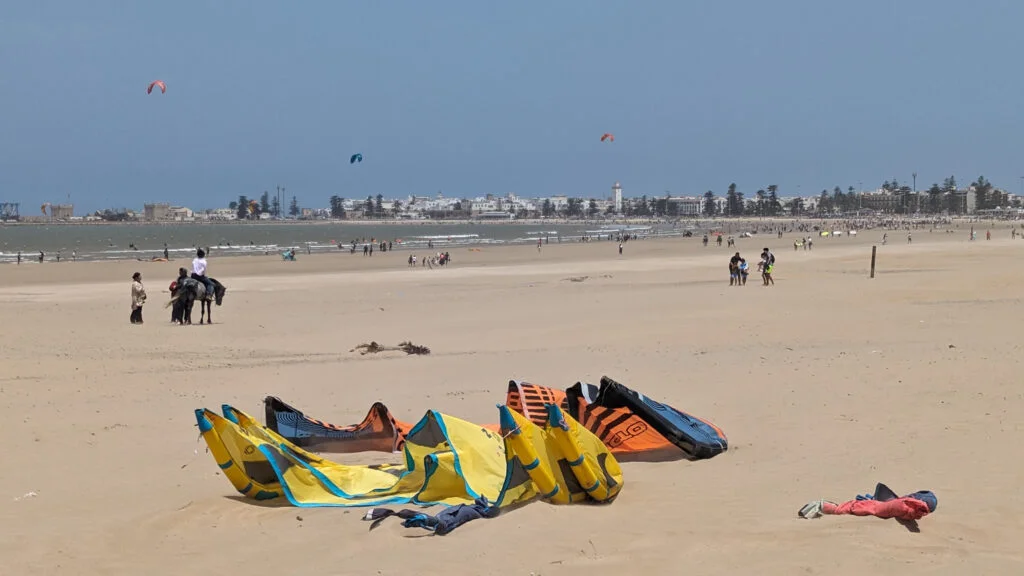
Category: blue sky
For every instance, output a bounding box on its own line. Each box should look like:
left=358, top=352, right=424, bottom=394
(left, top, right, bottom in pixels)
left=2, top=0, right=1022, bottom=212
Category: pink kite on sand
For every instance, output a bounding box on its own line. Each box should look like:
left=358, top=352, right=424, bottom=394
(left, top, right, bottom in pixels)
left=799, top=483, right=937, bottom=522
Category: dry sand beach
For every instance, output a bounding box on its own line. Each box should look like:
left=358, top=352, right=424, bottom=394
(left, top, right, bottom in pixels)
left=2, top=230, right=1023, bottom=575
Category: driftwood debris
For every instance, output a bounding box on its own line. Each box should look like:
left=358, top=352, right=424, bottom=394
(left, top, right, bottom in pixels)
left=352, top=341, right=431, bottom=356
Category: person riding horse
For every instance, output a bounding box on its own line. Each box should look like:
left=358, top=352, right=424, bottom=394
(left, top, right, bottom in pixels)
left=192, top=249, right=215, bottom=298
left=168, top=264, right=226, bottom=325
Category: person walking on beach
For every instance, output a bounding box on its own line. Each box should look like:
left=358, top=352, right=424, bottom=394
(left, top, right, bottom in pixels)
left=164, top=244, right=169, bottom=259
left=729, top=252, right=742, bottom=286
left=618, top=242, right=623, bottom=255
left=130, top=272, right=147, bottom=324
left=17, top=251, right=21, bottom=265
left=760, top=247, right=776, bottom=286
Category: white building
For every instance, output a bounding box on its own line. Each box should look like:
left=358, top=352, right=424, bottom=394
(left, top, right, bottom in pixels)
left=612, top=182, right=623, bottom=213
left=469, top=197, right=499, bottom=214
left=200, top=208, right=236, bottom=221
left=667, top=197, right=703, bottom=216
left=546, top=195, right=570, bottom=212
left=167, top=206, right=194, bottom=221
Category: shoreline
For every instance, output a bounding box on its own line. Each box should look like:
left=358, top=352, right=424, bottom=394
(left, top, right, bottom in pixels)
left=0, top=230, right=994, bottom=290
left=1, top=214, right=1009, bottom=227
left=0, top=216, right=1007, bottom=266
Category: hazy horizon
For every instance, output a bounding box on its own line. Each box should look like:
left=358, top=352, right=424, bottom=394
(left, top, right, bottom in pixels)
left=3, top=0, right=1023, bottom=213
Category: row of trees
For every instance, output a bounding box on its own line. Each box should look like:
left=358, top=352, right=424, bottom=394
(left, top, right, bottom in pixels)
left=231, top=175, right=1013, bottom=220
left=815, top=176, right=1010, bottom=215
left=328, top=194, right=471, bottom=219
left=699, top=176, right=1011, bottom=217
left=229, top=192, right=300, bottom=220
left=701, top=184, right=784, bottom=217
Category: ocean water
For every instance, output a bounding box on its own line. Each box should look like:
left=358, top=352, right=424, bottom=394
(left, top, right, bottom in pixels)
left=0, top=222, right=692, bottom=263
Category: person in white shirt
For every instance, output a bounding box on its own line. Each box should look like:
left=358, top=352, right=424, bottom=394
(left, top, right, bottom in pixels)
left=191, top=249, right=214, bottom=296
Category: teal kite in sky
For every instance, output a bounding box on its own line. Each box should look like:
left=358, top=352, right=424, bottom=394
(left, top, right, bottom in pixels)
left=350, top=153, right=363, bottom=164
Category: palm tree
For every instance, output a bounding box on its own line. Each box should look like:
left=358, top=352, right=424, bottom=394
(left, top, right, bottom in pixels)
left=725, top=183, right=738, bottom=216
left=766, top=185, right=780, bottom=216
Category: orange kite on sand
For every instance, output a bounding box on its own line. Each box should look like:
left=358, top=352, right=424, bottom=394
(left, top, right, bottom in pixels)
left=264, top=377, right=728, bottom=461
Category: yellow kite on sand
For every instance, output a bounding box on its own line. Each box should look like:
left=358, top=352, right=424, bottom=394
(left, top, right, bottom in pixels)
left=195, top=402, right=622, bottom=509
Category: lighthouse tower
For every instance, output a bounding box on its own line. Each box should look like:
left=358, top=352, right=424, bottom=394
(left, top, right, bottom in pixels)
left=612, top=181, right=623, bottom=213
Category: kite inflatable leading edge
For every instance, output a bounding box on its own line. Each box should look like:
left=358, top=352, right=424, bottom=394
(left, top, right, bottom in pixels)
left=196, top=401, right=621, bottom=510
left=264, top=377, right=728, bottom=460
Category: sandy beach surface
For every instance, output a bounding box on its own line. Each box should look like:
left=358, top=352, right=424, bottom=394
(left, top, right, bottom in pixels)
left=2, top=228, right=1023, bottom=575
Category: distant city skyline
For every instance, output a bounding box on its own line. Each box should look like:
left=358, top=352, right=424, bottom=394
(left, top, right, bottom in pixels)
left=14, top=176, right=1010, bottom=224
left=4, top=1, right=1024, bottom=213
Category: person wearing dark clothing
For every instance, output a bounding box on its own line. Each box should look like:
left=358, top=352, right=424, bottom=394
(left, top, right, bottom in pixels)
left=728, top=252, right=743, bottom=286
left=170, top=268, right=189, bottom=323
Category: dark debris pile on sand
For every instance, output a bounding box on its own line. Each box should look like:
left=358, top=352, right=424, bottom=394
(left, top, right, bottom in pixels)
left=352, top=341, right=431, bottom=356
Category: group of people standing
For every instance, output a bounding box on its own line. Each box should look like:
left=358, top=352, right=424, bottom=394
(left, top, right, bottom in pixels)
left=130, top=248, right=214, bottom=325
left=408, top=252, right=452, bottom=268
left=728, top=248, right=776, bottom=287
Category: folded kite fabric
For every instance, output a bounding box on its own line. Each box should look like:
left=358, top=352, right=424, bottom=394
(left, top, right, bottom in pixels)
left=363, top=496, right=499, bottom=535
left=798, top=483, right=937, bottom=522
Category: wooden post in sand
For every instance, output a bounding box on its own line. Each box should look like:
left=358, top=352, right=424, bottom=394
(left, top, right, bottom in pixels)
left=870, top=245, right=877, bottom=278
